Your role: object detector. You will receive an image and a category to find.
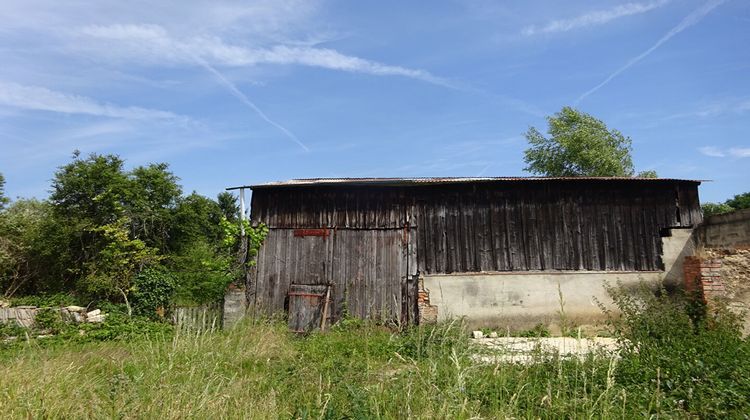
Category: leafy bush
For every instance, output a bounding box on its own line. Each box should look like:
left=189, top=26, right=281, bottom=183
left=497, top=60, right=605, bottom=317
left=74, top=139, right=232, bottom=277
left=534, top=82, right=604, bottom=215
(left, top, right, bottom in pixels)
left=77, top=310, right=173, bottom=342
left=516, top=323, right=551, bottom=337
left=702, top=191, right=750, bottom=217
left=9, top=292, right=78, bottom=308
left=170, top=241, right=233, bottom=306
left=605, top=283, right=750, bottom=417
left=77, top=219, right=162, bottom=300
left=0, top=322, right=25, bottom=339
left=129, top=269, right=175, bottom=319
left=702, top=202, right=735, bottom=217
left=33, top=308, right=65, bottom=334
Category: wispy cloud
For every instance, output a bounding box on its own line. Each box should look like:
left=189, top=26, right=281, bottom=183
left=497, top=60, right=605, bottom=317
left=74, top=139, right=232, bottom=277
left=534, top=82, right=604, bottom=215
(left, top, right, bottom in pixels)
left=71, top=23, right=457, bottom=150
left=77, top=24, right=449, bottom=86
left=699, top=146, right=750, bottom=158
left=699, top=146, right=726, bottom=157
left=729, top=148, right=750, bottom=158
left=663, top=98, right=750, bottom=120
left=577, top=0, right=726, bottom=104
left=523, top=1, right=669, bottom=36
left=0, top=81, right=183, bottom=120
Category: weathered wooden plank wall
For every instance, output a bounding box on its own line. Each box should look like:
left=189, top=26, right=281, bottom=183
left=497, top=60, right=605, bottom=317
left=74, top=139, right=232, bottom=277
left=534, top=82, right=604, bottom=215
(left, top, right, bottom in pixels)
left=253, top=228, right=413, bottom=320
left=251, top=188, right=409, bottom=229
left=413, top=182, right=700, bottom=273
left=250, top=179, right=702, bottom=318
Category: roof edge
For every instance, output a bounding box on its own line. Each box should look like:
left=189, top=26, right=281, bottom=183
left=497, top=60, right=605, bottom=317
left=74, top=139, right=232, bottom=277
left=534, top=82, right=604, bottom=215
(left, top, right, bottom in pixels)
left=228, top=176, right=706, bottom=190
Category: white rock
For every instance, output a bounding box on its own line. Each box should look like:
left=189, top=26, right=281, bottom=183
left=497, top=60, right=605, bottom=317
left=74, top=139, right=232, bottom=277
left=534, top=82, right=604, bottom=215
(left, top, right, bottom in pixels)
left=86, top=309, right=101, bottom=317
left=87, top=314, right=106, bottom=323
left=472, top=330, right=484, bottom=339
left=489, top=331, right=498, bottom=338
left=66, top=306, right=85, bottom=312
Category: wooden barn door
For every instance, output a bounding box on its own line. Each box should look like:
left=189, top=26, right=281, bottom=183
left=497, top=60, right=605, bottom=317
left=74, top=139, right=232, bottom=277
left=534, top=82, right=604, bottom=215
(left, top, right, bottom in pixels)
left=287, top=284, right=331, bottom=333
left=329, top=229, right=411, bottom=323
left=256, top=227, right=417, bottom=329
left=254, top=229, right=333, bottom=317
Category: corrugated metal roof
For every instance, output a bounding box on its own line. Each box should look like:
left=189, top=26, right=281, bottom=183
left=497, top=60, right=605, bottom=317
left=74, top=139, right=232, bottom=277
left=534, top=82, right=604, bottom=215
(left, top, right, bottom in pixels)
left=229, top=176, right=704, bottom=190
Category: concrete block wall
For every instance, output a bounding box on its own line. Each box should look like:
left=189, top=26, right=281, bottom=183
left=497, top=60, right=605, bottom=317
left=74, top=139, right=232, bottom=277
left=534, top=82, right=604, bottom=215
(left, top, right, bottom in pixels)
left=420, top=228, right=697, bottom=329
left=697, top=208, right=750, bottom=249
left=222, top=286, right=247, bottom=329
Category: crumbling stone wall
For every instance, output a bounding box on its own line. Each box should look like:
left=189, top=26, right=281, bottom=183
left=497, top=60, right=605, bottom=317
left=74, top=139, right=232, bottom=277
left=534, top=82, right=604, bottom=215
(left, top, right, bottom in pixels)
left=0, top=306, right=38, bottom=328
left=705, top=249, right=750, bottom=334
left=417, top=276, right=437, bottom=324
left=0, top=306, right=106, bottom=328
left=684, top=250, right=750, bottom=335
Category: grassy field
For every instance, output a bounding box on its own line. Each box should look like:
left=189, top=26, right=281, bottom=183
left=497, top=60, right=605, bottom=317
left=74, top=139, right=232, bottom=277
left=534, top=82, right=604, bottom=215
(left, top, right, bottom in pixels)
left=2, top=298, right=749, bottom=420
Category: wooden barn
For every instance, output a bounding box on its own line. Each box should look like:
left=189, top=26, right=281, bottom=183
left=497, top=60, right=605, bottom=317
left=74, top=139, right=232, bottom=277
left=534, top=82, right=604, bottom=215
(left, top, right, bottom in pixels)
left=237, top=177, right=702, bottom=330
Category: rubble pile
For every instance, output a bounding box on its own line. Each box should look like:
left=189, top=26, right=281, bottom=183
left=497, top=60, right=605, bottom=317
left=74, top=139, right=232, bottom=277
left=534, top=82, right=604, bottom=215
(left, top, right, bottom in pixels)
left=0, top=305, right=107, bottom=329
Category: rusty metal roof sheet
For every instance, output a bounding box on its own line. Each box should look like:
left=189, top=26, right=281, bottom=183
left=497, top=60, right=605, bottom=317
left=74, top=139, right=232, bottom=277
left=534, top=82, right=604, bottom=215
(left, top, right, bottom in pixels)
left=228, top=177, right=704, bottom=190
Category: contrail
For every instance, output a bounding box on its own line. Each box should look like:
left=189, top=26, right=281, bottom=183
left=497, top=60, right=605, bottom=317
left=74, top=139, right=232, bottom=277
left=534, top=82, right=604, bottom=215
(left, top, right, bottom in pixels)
left=576, top=0, right=726, bottom=104
left=477, top=162, right=493, bottom=176
left=186, top=51, right=310, bottom=152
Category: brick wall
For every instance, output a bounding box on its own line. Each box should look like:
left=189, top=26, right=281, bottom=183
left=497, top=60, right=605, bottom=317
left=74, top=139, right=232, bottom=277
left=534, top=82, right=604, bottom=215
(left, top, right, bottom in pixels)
left=417, top=276, right=438, bottom=324
left=683, top=256, right=726, bottom=303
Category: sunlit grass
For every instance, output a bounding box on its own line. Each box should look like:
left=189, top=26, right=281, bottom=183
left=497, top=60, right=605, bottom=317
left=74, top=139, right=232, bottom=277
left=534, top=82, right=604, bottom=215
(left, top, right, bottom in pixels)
left=1, top=311, right=748, bottom=418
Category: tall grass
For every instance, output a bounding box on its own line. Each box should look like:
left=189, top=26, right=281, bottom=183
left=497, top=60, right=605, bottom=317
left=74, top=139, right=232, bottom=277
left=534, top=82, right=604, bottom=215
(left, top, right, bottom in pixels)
left=1, top=288, right=749, bottom=418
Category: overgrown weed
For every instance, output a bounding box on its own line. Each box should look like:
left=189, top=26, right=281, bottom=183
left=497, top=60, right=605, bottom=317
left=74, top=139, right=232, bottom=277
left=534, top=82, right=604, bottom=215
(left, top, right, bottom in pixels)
left=1, top=285, right=749, bottom=418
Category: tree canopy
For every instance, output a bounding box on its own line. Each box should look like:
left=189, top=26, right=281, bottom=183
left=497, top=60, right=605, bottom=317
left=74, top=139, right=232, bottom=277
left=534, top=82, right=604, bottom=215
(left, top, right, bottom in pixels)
left=702, top=192, right=750, bottom=217
left=523, top=107, right=656, bottom=177
left=1, top=152, right=264, bottom=306
left=725, top=192, right=750, bottom=211
left=0, top=173, right=10, bottom=210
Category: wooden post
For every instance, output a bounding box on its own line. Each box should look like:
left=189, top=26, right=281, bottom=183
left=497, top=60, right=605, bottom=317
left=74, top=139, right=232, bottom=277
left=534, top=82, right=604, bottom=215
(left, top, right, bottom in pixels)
left=320, top=285, right=331, bottom=331
left=239, top=187, right=246, bottom=237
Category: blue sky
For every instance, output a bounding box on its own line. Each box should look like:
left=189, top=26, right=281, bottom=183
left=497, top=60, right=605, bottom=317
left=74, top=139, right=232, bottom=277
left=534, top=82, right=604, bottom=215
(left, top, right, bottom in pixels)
left=0, top=0, right=748, bottom=203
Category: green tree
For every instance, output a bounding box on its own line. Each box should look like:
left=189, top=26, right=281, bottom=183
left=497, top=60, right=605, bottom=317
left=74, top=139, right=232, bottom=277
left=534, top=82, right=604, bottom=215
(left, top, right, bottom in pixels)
left=636, top=170, right=658, bottom=178
left=129, top=163, right=182, bottom=251
left=168, top=193, right=224, bottom=252
left=725, top=192, right=750, bottom=211
left=0, top=173, right=9, bottom=210
left=78, top=218, right=162, bottom=299
left=0, top=200, right=50, bottom=296
left=48, top=153, right=169, bottom=299
left=50, top=153, right=130, bottom=226
left=0, top=199, right=72, bottom=296
left=170, top=241, right=233, bottom=305
left=217, top=191, right=240, bottom=223
left=523, top=107, right=637, bottom=177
